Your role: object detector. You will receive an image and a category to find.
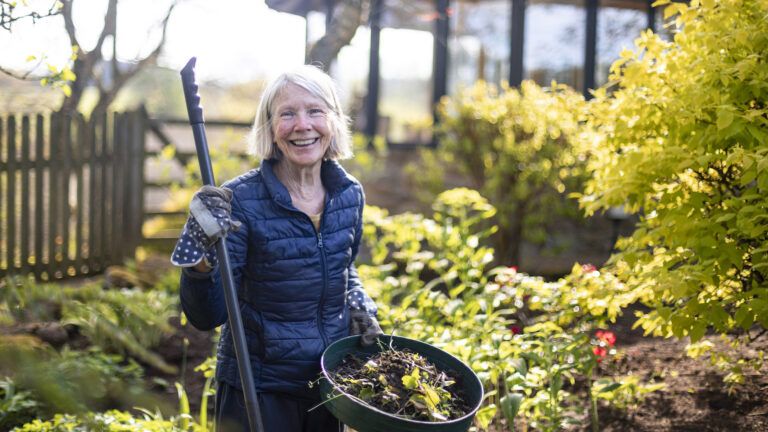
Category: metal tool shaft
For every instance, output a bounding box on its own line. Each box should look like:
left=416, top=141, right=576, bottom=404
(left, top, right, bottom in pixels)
left=180, top=57, right=264, bottom=432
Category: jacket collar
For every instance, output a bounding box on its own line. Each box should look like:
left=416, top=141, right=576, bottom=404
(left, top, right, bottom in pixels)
left=260, top=159, right=356, bottom=206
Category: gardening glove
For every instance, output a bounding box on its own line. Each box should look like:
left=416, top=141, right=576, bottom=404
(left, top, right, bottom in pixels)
left=350, top=308, right=383, bottom=347
left=170, top=185, right=241, bottom=268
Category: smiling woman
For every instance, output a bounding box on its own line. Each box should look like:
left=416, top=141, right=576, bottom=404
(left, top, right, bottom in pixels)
left=172, top=64, right=383, bottom=432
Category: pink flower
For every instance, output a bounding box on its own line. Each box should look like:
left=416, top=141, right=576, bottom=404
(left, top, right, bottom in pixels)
left=593, top=346, right=607, bottom=361
left=596, top=330, right=616, bottom=347
left=582, top=264, right=597, bottom=273
left=508, top=265, right=518, bottom=272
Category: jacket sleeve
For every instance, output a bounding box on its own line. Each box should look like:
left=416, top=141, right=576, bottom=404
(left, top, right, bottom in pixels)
left=180, top=191, right=249, bottom=331
left=346, top=186, right=378, bottom=317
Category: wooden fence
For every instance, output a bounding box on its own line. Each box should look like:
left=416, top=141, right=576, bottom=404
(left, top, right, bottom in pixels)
left=0, top=110, right=145, bottom=280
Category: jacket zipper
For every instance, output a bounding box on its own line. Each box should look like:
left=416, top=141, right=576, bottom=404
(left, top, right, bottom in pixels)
left=272, top=191, right=332, bottom=347
left=317, top=226, right=329, bottom=347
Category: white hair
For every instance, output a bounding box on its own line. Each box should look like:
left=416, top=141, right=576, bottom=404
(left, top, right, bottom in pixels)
left=247, top=65, right=353, bottom=160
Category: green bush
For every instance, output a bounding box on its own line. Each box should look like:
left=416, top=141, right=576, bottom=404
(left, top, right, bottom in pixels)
left=579, top=0, right=768, bottom=383
left=361, top=189, right=657, bottom=431
left=0, top=278, right=179, bottom=374
left=434, top=80, right=588, bottom=264
left=11, top=409, right=202, bottom=432
left=0, top=377, right=43, bottom=431
left=0, top=341, right=160, bottom=430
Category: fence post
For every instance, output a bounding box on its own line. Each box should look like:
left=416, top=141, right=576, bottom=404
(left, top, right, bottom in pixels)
left=34, top=114, right=45, bottom=277
left=7, top=115, right=17, bottom=274
left=47, top=112, right=59, bottom=279
left=20, top=116, right=31, bottom=274
left=97, top=112, right=109, bottom=272
left=87, top=113, right=99, bottom=272
left=74, top=113, right=86, bottom=276
left=111, top=112, right=125, bottom=265
left=132, top=108, right=147, bottom=257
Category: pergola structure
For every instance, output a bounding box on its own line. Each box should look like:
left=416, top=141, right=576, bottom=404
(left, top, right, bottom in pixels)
left=267, top=0, right=661, bottom=146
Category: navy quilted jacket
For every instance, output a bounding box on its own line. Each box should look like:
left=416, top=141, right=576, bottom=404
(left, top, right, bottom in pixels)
left=180, top=159, right=370, bottom=398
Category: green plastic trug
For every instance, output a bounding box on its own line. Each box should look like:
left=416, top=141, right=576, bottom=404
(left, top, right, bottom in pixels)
left=320, top=335, right=484, bottom=432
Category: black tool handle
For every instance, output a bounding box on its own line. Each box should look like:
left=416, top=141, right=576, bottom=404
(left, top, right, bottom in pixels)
left=180, top=57, right=264, bottom=432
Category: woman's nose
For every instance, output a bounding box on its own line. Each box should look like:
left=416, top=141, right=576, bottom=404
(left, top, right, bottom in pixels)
left=294, top=112, right=312, bottom=130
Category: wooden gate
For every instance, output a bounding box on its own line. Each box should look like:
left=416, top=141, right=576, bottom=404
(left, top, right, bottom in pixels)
left=0, top=110, right=145, bottom=280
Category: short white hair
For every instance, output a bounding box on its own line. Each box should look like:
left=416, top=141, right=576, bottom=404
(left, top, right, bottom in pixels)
left=247, top=65, right=353, bottom=160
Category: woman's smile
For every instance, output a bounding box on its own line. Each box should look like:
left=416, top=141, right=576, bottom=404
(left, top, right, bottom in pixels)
left=290, top=137, right=320, bottom=147
left=272, top=83, right=332, bottom=168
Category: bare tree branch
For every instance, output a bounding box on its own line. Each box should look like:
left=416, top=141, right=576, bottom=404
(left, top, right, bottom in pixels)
left=91, top=0, right=179, bottom=114
left=0, top=59, right=47, bottom=80
left=4, top=0, right=180, bottom=115
left=61, top=0, right=77, bottom=46
left=0, top=0, right=60, bottom=31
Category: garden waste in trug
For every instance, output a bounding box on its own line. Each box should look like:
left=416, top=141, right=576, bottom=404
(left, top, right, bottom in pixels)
left=328, top=347, right=471, bottom=421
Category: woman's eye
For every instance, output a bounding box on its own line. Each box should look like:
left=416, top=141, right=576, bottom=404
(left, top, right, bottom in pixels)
left=280, top=111, right=294, bottom=118
left=309, top=108, right=324, bottom=116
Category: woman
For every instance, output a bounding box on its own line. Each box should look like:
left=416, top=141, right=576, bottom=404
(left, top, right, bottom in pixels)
left=171, top=65, right=382, bottom=431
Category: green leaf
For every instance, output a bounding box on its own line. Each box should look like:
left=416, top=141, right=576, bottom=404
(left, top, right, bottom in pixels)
left=475, top=404, right=498, bottom=429
left=510, top=357, right=527, bottom=375
left=597, top=382, right=622, bottom=393
left=689, top=321, right=707, bottom=343
left=500, top=393, right=523, bottom=424
left=401, top=369, right=420, bottom=390
left=717, top=110, right=734, bottom=130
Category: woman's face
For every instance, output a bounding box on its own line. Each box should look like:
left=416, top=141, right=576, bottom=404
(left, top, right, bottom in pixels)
left=271, top=83, right=332, bottom=169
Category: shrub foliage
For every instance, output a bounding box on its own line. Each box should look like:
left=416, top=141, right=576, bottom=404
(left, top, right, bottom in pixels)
left=579, top=0, right=768, bottom=375
left=437, top=81, right=588, bottom=264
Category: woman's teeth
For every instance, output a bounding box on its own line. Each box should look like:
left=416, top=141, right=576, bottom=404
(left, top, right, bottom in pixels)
left=291, top=138, right=317, bottom=146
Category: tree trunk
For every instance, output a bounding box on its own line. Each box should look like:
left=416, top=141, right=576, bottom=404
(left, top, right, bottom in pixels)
left=307, top=0, right=367, bottom=71
left=498, top=202, right=526, bottom=267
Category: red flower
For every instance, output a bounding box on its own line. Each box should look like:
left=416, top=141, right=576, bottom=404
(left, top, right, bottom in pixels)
left=510, top=325, right=522, bottom=335
left=596, top=330, right=616, bottom=347
left=582, top=264, right=597, bottom=273
left=593, top=346, right=607, bottom=361
left=508, top=265, right=518, bottom=272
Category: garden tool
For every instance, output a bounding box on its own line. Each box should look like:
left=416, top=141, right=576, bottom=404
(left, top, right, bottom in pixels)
left=180, top=57, right=264, bottom=432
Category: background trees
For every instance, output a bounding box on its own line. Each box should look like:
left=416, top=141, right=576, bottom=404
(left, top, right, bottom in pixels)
left=0, top=0, right=179, bottom=115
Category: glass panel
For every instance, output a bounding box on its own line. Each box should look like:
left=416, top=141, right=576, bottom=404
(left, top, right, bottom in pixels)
left=381, top=0, right=436, bottom=32
left=524, top=0, right=586, bottom=91
left=449, top=0, right=511, bottom=93
left=332, top=27, right=371, bottom=133
left=306, top=10, right=327, bottom=46
left=596, top=5, right=646, bottom=87
left=378, top=5, right=435, bottom=145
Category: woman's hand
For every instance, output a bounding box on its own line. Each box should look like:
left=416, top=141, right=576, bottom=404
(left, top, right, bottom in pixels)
left=171, top=185, right=241, bottom=268
left=350, top=309, right=384, bottom=346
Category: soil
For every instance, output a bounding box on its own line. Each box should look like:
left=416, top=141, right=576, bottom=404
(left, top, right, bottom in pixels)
left=570, top=308, right=768, bottom=432
left=149, top=315, right=217, bottom=412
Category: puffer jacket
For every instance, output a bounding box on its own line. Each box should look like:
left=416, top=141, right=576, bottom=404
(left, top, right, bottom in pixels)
left=179, top=158, right=369, bottom=398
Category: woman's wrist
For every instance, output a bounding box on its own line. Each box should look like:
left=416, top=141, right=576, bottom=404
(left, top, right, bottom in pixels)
left=194, top=261, right=212, bottom=273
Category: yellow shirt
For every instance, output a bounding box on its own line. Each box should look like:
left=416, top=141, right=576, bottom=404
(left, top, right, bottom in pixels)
left=309, top=212, right=322, bottom=231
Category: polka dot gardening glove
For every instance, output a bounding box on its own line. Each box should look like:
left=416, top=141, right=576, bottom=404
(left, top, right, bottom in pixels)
left=348, top=288, right=382, bottom=347
left=350, top=309, right=383, bottom=347
left=170, top=185, right=241, bottom=268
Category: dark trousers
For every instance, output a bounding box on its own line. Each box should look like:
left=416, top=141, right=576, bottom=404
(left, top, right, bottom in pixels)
left=215, top=382, right=343, bottom=432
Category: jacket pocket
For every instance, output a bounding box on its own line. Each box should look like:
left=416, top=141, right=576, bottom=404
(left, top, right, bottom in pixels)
left=259, top=317, right=324, bottom=363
